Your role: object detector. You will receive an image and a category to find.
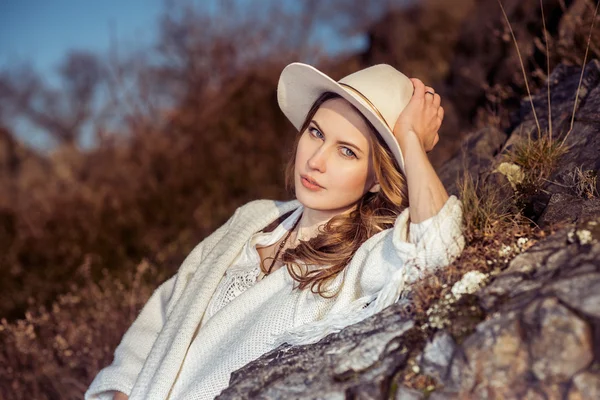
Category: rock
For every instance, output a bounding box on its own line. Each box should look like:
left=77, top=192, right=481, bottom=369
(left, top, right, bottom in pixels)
left=508, top=60, right=600, bottom=145
left=538, top=193, right=600, bottom=228
left=527, top=297, right=593, bottom=383
left=496, top=60, right=600, bottom=223
left=567, top=370, right=600, bottom=400
left=481, top=169, right=518, bottom=210
left=437, top=127, right=507, bottom=196
left=540, top=60, right=600, bottom=204
left=548, top=273, right=600, bottom=318
left=418, top=332, right=457, bottom=385
left=434, top=216, right=600, bottom=398
left=394, top=386, right=424, bottom=400
left=217, top=309, right=414, bottom=399
left=462, top=315, right=531, bottom=397
left=427, top=391, right=459, bottom=400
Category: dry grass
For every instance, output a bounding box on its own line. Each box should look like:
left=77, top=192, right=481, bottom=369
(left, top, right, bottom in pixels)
left=410, top=168, right=535, bottom=317
left=496, top=0, right=541, bottom=136
left=494, top=0, right=598, bottom=190
left=457, top=170, right=519, bottom=243
left=496, top=0, right=575, bottom=193
left=563, top=0, right=600, bottom=145
left=564, top=167, right=599, bottom=199
left=505, top=132, right=569, bottom=189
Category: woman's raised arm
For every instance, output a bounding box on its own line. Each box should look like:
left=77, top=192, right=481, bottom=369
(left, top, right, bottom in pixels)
left=393, top=77, right=448, bottom=224
left=359, top=79, right=464, bottom=296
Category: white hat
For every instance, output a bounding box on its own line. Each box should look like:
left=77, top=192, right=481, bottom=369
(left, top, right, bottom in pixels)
left=277, top=62, right=414, bottom=173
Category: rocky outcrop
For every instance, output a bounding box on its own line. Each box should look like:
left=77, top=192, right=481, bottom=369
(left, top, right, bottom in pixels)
left=428, top=217, right=600, bottom=398
left=218, top=61, right=600, bottom=399
left=436, top=126, right=507, bottom=196
left=220, top=308, right=415, bottom=399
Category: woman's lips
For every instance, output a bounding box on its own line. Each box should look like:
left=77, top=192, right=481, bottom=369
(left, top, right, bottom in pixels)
left=300, top=175, right=324, bottom=191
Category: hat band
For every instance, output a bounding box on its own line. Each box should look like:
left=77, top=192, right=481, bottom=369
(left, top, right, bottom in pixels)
left=338, top=82, right=392, bottom=131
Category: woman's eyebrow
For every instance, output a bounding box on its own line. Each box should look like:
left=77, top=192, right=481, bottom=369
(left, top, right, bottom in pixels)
left=311, top=120, right=365, bottom=155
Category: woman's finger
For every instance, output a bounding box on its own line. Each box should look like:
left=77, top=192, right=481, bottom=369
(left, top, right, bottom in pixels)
left=424, top=86, right=435, bottom=103
left=437, top=106, right=444, bottom=122
left=432, top=93, right=441, bottom=108
left=411, top=78, right=426, bottom=99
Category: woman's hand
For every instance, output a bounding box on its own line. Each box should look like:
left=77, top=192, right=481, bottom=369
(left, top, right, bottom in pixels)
left=393, top=78, right=444, bottom=152
left=113, top=391, right=129, bottom=400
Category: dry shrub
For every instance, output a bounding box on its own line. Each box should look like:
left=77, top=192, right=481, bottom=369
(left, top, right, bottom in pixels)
left=1, top=0, right=411, bottom=321
left=554, top=0, right=600, bottom=66
left=364, top=0, right=477, bottom=84
left=0, top=258, right=162, bottom=400
left=0, top=60, right=296, bottom=321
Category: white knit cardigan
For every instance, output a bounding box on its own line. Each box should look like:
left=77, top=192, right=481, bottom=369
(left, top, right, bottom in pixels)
left=86, top=196, right=464, bottom=400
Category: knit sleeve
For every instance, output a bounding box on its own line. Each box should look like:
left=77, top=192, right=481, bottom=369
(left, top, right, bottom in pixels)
left=85, top=275, right=176, bottom=399
left=394, top=195, right=464, bottom=277
left=85, top=207, right=242, bottom=400
left=359, top=195, right=465, bottom=296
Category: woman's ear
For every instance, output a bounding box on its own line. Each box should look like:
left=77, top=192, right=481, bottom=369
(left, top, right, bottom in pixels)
left=368, top=183, right=381, bottom=193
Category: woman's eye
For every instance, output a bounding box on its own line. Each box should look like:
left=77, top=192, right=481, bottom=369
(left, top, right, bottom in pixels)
left=309, top=127, right=324, bottom=139
left=341, top=147, right=357, bottom=158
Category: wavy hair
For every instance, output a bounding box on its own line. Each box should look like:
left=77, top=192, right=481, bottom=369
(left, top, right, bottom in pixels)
left=260, top=92, right=409, bottom=297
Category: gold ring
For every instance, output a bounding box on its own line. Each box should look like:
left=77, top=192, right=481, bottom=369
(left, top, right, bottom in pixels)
left=425, top=91, right=435, bottom=96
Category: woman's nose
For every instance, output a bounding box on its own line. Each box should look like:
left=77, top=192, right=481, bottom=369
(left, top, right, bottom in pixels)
left=307, top=148, right=327, bottom=172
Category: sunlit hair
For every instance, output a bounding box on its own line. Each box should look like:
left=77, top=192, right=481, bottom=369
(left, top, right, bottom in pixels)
left=260, top=92, right=409, bottom=297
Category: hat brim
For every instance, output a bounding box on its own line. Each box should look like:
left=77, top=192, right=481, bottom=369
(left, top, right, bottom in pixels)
left=277, top=62, right=406, bottom=173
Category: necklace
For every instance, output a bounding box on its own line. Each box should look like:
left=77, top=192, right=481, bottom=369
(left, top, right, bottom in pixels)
left=265, top=216, right=301, bottom=276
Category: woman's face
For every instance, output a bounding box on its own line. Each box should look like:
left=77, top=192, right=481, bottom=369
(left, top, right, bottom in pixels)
left=294, top=98, right=379, bottom=215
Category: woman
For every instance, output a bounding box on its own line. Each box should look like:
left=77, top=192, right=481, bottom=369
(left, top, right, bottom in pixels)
left=86, top=63, right=464, bottom=400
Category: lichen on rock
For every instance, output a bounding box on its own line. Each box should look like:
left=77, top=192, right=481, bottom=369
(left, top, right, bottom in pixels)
left=494, top=162, right=525, bottom=190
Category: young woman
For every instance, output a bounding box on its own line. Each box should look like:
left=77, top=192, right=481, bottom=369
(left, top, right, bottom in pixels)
left=86, top=63, right=465, bottom=400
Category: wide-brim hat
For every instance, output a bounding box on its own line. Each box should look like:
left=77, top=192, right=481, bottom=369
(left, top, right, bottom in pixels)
left=277, top=62, right=414, bottom=173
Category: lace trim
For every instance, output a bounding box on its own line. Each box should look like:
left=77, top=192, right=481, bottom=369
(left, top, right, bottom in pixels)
left=205, top=263, right=261, bottom=320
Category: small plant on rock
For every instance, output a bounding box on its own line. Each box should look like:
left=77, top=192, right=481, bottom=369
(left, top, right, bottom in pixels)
left=505, top=130, right=568, bottom=189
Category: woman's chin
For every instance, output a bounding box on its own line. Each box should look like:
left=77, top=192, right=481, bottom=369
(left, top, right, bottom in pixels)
left=295, top=192, right=356, bottom=215
left=295, top=188, right=327, bottom=209
left=296, top=192, right=320, bottom=209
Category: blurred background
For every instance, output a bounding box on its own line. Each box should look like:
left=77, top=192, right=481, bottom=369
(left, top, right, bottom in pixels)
left=0, top=0, right=598, bottom=397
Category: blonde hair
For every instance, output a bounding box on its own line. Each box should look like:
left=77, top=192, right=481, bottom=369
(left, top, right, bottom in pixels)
left=261, top=92, right=409, bottom=297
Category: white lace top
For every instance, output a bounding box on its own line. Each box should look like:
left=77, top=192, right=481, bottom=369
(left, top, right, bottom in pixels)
left=202, top=206, right=303, bottom=325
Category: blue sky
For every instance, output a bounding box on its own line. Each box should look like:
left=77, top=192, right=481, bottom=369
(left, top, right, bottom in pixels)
left=0, top=0, right=369, bottom=82
left=0, top=0, right=370, bottom=148
left=0, top=0, right=164, bottom=81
